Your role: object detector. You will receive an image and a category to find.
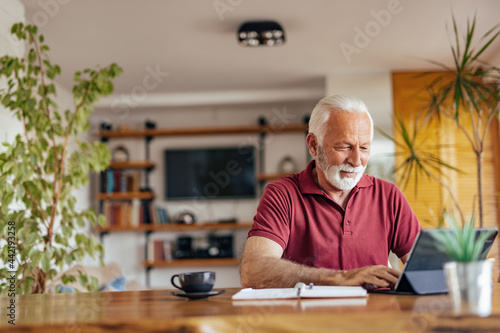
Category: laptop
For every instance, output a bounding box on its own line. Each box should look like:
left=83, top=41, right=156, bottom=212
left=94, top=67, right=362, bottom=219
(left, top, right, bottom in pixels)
left=369, top=228, right=498, bottom=295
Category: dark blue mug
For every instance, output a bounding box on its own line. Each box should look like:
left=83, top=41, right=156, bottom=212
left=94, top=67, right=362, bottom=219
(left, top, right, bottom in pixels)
left=171, top=271, right=215, bottom=293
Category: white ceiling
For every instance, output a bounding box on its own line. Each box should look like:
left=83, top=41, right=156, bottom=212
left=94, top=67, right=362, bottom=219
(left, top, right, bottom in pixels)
left=19, top=0, right=500, bottom=108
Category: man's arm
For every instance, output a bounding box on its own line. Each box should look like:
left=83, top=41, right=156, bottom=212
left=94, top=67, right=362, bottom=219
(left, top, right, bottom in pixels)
left=240, top=236, right=402, bottom=289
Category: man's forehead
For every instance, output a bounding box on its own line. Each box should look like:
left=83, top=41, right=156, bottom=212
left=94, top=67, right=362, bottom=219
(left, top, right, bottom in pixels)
left=325, top=112, right=372, bottom=135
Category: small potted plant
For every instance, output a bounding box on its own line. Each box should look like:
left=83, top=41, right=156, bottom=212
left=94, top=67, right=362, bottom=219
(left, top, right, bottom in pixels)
left=431, top=215, right=497, bottom=317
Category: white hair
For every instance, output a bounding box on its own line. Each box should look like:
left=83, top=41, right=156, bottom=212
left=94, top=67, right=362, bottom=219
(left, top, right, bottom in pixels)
left=309, top=94, right=374, bottom=144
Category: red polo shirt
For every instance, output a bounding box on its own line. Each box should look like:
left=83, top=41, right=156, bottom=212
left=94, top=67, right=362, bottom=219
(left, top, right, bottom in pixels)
left=248, top=160, right=421, bottom=270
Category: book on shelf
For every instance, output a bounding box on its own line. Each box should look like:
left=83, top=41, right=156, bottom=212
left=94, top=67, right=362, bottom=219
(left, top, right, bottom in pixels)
left=103, top=201, right=131, bottom=227
left=127, top=172, right=140, bottom=192
left=100, top=169, right=141, bottom=193
left=157, top=206, right=169, bottom=224
left=141, top=200, right=152, bottom=224
left=130, top=199, right=140, bottom=227
left=106, top=169, right=114, bottom=193
left=113, top=169, right=122, bottom=192
left=102, top=199, right=170, bottom=227
left=147, top=239, right=173, bottom=262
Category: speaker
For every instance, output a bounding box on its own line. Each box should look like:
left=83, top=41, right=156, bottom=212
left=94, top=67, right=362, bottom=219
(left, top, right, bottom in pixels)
left=174, top=236, right=193, bottom=259
left=208, top=234, right=233, bottom=258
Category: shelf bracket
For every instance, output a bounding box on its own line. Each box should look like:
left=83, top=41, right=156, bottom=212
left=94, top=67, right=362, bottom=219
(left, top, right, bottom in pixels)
left=144, top=135, right=154, bottom=189
left=257, top=117, right=268, bottom=195
left=303, top=114, right=312, bottom=162
left=144, top=230, right=153, bottom=287
left=145, top=266, right=152, bottom=288
left=99, top=231, right=109, bottom=244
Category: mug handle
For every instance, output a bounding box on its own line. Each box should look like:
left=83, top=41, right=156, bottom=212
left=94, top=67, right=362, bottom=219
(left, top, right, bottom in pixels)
left=171, top=274, right=182, bottom=290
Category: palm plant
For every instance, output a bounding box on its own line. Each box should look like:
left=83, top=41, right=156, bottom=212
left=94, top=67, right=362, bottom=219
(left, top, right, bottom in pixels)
left=420, top=15, right=500, bottom=228
left=381, top=117, right=465, bottom=225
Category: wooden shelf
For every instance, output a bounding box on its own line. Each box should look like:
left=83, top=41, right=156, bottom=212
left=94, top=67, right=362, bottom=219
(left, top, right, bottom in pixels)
left=98, top=122, right=307, bottom=286
left=97, top=192, right=155, bottom=200
left=151, top=222, right=253, bottom=231
left=143, top=258, right=240, bottom=268
left=108, top=161, right=155, bottom=169
left=97, top=222, right=253, bottom=233
left=99, top=124, right=308, bottom=138
left=97, top=225, right=155, bottom=232
left=257, top=172, right=293, bottom=181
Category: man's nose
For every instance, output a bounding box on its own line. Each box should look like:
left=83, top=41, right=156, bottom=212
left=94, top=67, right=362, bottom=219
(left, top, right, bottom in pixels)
left=348, top=149, right=362, bottom=167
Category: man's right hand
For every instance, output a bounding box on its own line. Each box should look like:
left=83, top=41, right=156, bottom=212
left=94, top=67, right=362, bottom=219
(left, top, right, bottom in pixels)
left=338, top=265, right=401, bottom=289
left=241, top=236, right=403, bottom=290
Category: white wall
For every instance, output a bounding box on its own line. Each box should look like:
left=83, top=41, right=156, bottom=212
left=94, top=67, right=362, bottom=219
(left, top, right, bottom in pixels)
left=91, top=100, right=316, bottom=288
left=326, top=71, right=393, bottom=135
left=326, top=71, right=395, bottom=182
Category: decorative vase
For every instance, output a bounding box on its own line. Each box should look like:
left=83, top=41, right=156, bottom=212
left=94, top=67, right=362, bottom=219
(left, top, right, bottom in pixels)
left=443, top=260, right=493, bottom=317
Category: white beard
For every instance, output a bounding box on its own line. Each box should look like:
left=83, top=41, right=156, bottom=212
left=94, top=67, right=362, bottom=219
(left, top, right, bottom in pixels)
left=316, top=145, right=366, bottom=191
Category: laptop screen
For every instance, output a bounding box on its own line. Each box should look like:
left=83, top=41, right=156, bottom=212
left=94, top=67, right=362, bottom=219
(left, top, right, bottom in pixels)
left=404, top=228, right=498, bottom=272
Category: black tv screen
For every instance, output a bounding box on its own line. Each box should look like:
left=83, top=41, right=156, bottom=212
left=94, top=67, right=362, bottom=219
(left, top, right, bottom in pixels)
left=164, top=146, right=256, bottom=200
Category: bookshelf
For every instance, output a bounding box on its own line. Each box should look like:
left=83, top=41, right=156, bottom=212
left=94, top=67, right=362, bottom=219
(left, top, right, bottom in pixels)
left=96, top=222, right=253, bottom=233
left=108, top=161, right=155, bottom=169
left=144, top=258, right=239, bottom=268
left=99, top=124, right=308, bottom=138
left=97, top=222, right=252, bottom=286
left=97, top=121, right=308, bottom=287
left=97, top=192, right=155, bottom=200
left=99, top=123, right=308, bottom=184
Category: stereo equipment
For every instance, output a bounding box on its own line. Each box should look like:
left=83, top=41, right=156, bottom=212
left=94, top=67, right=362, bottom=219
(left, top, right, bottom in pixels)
left=174, top=236, right=193, bottom=259
left=174, top=234, right=233, bottom=259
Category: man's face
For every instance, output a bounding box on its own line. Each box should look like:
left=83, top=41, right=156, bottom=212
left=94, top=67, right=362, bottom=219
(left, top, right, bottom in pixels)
left=315, top=111, right=372, bottom=191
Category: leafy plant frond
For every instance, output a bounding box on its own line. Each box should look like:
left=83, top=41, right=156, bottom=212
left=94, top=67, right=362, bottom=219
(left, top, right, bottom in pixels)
left=389, top=116, right=461, bottom=189
left=384, top=112, right=468, bottom=224
left=426, top=15, right=500, bottom=123
left=431, top=214, right=496, bottom=262
left=405, top=14, right=500, bottom=228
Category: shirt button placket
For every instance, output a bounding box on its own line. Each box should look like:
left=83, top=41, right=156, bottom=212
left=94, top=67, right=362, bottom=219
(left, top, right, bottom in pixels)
left=344, top=211, right=353, bottom=236
left=344, top=202, right=353, bottom=236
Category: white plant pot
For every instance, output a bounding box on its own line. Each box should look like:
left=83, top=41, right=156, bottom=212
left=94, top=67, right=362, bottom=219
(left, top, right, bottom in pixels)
left=444, top=260, right=493, bottom=317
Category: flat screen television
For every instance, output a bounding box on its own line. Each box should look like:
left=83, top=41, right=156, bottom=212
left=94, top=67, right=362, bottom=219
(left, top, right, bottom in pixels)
left=164, top=146, right=256, bottom=200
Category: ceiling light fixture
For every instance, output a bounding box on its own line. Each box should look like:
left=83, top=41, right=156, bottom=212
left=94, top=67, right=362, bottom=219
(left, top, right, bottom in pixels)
left=237, top=21, right=285, bottom=47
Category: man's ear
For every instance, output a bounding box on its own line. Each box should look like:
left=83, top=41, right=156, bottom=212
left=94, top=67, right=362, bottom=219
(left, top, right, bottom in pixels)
left=306, top=133, right=318, bottom=157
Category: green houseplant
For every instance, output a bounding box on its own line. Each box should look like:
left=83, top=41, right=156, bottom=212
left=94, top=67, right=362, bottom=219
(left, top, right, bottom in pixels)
left=0, top=23, right=122, bottom=294
left=431, top=215, right=497, bottom=316
left=419, top=15, right=500, bottom=228
left=431, top=216, right=495, bottom=263
left=389, top=14, right=500, bottom=315
left=389, top=14, right=500, bottom=230
left=382, top=116, right=466, bottom=225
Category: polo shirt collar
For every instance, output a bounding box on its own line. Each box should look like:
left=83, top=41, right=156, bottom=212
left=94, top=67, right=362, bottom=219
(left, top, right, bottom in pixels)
left=298, top=160, right=374, bottom=195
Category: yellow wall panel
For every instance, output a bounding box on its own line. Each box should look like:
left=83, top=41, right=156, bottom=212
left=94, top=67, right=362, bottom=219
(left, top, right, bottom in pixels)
left=392, top=72, right=498, bottom=228
left=392, top=71, right=500, bottom=277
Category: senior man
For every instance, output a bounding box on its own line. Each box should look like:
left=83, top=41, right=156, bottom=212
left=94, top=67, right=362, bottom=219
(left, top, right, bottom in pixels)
left=240, top=94, right=421, bottom=290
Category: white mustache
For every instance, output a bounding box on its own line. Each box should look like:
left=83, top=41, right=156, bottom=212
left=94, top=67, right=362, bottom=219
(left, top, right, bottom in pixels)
left=339, top=164, right=365, bottom=173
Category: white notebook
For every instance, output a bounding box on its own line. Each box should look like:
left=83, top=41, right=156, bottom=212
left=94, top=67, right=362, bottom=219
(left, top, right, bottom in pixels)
left=232, top=285, right=367, bottom=300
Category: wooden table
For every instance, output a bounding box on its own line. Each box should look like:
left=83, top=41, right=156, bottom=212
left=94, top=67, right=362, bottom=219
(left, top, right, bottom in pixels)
left=3, top=284, right=500, bottom=332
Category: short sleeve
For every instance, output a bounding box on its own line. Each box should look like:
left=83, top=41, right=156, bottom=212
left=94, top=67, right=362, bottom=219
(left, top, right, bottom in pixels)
left=248, top=183, right=291, bottom=250
left=390, top=186, right=422, bottom=258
